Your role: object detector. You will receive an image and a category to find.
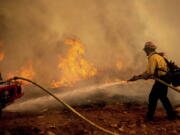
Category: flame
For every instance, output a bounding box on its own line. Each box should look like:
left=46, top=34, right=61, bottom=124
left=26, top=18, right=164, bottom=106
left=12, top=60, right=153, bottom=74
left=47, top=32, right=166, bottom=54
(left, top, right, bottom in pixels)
left=0, top=52, right=5, bottom=62
left=7, top=62, right=35, bottom=84
left=0, top=41, right=5, bottom=62
left=51, top=39, right=97, bottom=88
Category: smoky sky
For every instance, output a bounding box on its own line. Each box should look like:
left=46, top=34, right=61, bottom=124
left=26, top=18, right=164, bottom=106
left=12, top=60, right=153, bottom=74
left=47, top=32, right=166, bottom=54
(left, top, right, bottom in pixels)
left=0, top=0, right=180, bottom=85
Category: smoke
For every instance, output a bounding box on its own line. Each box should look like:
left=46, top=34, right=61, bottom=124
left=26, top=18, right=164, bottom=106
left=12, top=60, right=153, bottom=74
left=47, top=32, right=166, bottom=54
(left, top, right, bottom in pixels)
left=0, top=0, right=180, bottom=111
left=1, top=0, right=180, bottom=76
left=0, top=0, right=147, bottom=82
left=135, top=0, right=180, bottom=62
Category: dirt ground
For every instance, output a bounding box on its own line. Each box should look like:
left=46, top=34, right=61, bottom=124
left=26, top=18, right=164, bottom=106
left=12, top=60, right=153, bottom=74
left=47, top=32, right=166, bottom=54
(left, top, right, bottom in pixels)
left=0, top=103, right=179, bottom=135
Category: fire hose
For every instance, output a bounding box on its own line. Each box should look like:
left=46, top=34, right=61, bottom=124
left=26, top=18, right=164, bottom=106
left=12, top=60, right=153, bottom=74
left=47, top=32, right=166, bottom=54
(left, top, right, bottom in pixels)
left=128, top=76, right=180, bottom=93
left=7, top=77, right=119, bottom=135
left=1, top=77, right=180, bottom=135
left=155, top=78, right=180, bottom=93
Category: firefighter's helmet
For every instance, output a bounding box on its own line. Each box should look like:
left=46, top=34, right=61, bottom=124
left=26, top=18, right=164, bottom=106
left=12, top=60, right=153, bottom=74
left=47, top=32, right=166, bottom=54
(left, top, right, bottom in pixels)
left=144, top=41, right=157, bottom=50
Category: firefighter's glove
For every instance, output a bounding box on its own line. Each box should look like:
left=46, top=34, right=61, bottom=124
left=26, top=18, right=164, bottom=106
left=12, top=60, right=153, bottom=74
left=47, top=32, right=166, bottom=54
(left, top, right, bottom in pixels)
left=142, top=74, right=153, bottom=80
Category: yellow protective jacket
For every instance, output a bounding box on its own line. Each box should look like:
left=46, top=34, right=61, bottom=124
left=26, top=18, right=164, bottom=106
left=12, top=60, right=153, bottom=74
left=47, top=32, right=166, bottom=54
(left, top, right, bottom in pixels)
left=146, top=52, right=168, bottom=76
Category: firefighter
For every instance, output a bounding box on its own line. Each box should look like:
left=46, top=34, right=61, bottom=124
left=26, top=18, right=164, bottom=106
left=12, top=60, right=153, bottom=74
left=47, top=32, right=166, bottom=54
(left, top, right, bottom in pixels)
left=129, top=41, right=176, bottom=120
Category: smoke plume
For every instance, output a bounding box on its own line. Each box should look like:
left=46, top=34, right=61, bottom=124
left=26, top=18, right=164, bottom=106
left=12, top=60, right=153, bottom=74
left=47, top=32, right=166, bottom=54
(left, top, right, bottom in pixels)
left=0, top=0, right=180, bottom=111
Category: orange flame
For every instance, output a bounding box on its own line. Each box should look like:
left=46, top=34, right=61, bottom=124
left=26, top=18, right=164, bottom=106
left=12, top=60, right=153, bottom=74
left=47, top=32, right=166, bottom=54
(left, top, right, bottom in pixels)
left=0, top=41, right=5, bottom=62
left=0, top=52, right=5, bottom=62
left=7, top=62, right=35, bottom=84
left=51, top=39, right=97, bottom=88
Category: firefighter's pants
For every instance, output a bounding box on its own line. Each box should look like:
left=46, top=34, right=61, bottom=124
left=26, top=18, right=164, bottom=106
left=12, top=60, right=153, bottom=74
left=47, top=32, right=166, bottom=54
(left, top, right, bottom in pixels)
left=147, top=76, right=174, bottom=118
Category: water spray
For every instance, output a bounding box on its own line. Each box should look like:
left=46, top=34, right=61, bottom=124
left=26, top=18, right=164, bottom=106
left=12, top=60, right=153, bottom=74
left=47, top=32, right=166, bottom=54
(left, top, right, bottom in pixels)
left=0, top=76, right=179, bottom=135
left=1, top=77, right=119, bottom=135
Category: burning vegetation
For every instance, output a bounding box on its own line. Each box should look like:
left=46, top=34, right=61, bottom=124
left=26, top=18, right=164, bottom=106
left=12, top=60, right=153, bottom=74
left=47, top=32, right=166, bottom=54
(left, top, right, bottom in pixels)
left=0, top=38, right=99, bottom=87
left=6, top=62, right=35, bottom=85
left=51, top=39, right=97, bottom=88
left=0, top=52, right=4, bottom=62
left=0, top=38, right=126, bottom=88
left=0, top=41, right=5, bottom=62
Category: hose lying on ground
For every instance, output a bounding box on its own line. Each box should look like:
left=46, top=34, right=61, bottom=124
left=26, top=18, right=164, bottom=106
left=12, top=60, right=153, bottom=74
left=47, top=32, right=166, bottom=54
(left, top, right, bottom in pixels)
left=1, top=76, right=179, bottom=134
left=8, top=77, right=118, bottom=135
